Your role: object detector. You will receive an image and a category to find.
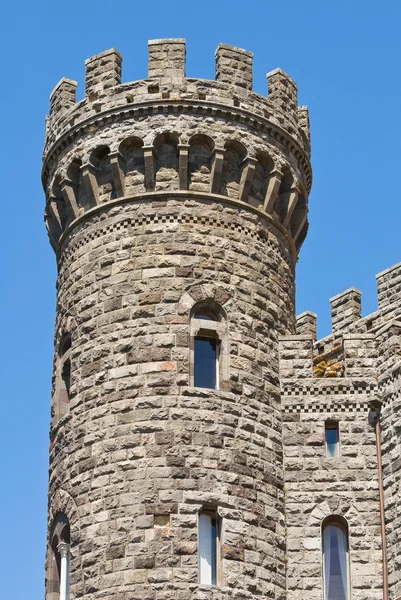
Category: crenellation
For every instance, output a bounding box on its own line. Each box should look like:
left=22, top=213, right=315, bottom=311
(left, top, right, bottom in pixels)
left=296, top=310, right=317, bottom=339
left=377, top=261, right=401, bottom=312
left=267, top=68, right=298, bottom=113
left=343, top=333, right=377, bottom=378
left=279, top=334, right=314, bottom=379
left=215, top=44, right=253, bottom=91
left=49, top=78, right=77, bottom=119
left=148, top=38, right=186, bottom=80
left=330, top=287, right=362, bottom=334
left=85, top=48, right=123, bottom=99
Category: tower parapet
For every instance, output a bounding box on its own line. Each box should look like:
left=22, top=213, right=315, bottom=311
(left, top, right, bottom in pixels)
left=43, top=40, right=311, bottom=260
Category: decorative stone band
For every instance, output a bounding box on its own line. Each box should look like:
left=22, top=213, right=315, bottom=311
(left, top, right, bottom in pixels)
left=55, top=190, right=297, bottom=264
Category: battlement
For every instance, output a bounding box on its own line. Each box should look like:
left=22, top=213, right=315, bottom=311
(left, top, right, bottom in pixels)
left=45, top=39, right=310, bottom=158
left=42, top=39, right=312, bottom=256
left=279, top=262, right=401, bottom=382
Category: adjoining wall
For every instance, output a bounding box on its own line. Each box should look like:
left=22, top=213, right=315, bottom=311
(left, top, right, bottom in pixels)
left=279, top=261, right=401, bottom=600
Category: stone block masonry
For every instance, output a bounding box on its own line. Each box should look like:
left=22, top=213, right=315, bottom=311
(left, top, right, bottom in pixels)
left=42, top=36, right=399, bottom=600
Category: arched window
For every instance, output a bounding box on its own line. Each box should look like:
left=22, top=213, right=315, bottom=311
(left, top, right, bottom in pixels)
left=322, top=518, right=350, bottom=600
left=48, top=513, right=71, bottom=600
left=190, top=303, right=228, bottom=390
left=54, top=334, right=71, bottom=423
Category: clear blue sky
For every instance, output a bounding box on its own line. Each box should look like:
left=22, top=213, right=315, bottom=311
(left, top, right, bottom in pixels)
left=1, top=1, right=400, bottom=598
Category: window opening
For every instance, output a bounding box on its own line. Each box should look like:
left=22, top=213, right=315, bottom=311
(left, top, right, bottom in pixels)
left=323, top=522, right=350, bottom=600
left=198, top=511, right=220, bottom=585
left=325, top=422, right=339, bottom=458
left=194, top=337, right=218, bottom=389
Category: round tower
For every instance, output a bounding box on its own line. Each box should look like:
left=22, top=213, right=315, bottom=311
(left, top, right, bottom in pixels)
left=43, top=39, right=312, bottom=600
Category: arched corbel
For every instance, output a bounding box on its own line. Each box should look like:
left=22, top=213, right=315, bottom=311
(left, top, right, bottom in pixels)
left=263, top=168, right=282, bottom=213
left=178, top=144, right=190, bottom=190
left=81, top=161, right=99, bottom=207
left=283, top=183, right=301, bottom=229
left=293, top=210, right=308, bottom=245
left=109, top=151, right=126, bottom=198
left=143, top=146, right=155, bottom=192
left=60, top=178, right=80, bottom=220
left=239, top=156, right=257, bottom=203
left=210, top=147, right=225, bottom=194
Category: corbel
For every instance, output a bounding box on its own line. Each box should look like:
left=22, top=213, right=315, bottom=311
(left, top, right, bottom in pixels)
left=283, top=184, right=300, bottom=228
left=263, top=169, right=282, bottom=214
left=293, top=210, right=308, bottom=244
left=239, top=156, right=257, bottom=203
left=178, top=144, right=190, bottom=190
left=210, top=147, right=225, bottom=194
left=60, top=178, right=80, bottom=220
left=81, top=161, right=99, bottom=207
left=143, top=146, right=156, bottom=192
left=109, top=151, right=126, bottom=198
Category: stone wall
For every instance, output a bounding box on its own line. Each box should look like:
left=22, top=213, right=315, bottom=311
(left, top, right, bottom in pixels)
left=43, top=39, right=312, bottom=600
left=280, top=261, right=401, bottom=600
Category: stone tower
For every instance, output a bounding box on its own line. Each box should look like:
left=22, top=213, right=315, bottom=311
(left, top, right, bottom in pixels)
left=42, top=39, right=311, bottom=600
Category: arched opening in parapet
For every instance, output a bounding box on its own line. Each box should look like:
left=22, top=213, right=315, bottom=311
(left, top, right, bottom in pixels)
left=188, top=134, right=214, bottom=192
left=90, top=145, right=116, bottom=204
left=47, top=513, right=71, bottom=600
left=119, top=136, right=145, bottom=195
left=153, top=132, right=179, bottom=191
left=275, top=166, right=293, bottom=223
left=220, top=140, right=247, bottom=199
left=249, top=151, right=275, bottom=209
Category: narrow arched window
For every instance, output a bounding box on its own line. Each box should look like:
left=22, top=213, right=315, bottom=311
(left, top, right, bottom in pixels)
left=198, top=509, right=221, bottom=585
left=48, top=513, right=71, bottom=600
left=190, top=303, right=228, bottom=390
left=322, top=519, right=350, bottom=600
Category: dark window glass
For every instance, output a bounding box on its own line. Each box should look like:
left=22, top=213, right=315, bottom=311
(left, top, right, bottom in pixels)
left=194, top=337, right=217, bottom=389
left=325, top=423, right=339, bottom=457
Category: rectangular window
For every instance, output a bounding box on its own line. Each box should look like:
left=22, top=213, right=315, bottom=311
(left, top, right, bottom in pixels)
left=194, top=337, right=218, bottom=389
left=325, top=422, right=339, bottom=458
left=198, top=511, right=220, bottom=585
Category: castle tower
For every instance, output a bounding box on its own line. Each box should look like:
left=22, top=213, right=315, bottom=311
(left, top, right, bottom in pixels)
left=42, top=39, right=311, bottom=600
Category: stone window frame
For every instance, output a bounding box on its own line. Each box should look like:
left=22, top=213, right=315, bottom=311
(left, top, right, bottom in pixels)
left=321, top=515, right=351, bottom=600
left=189, top=302, right=229, bottom=390
left=197, top=506, right=222, bottom=587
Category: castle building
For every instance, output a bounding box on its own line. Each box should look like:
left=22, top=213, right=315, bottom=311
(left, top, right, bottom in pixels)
left=42, top=39, right=400, bottom=600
